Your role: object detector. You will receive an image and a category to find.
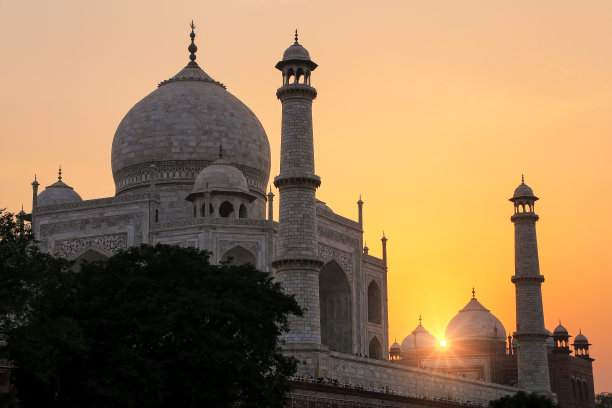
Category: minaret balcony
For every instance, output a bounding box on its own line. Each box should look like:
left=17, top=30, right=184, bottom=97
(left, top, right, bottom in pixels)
left=276, top=84, right=317, bottom=100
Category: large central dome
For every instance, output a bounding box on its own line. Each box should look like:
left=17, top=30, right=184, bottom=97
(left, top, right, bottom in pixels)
left=111, top=29, right=270, bottom=197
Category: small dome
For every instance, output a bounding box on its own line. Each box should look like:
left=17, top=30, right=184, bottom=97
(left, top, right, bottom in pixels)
left=445, top=297, right=507, bottom=343
left=512, top=178, right=535, bottom=199
left=37, top=178, right=82, bottom=207
left=189, top=158, right=250, bottom=197
left=554, top=323, right=569, bottom=336
left=574, top=332, right=589, bottom=344
left=390, top=340, right=401, bottom=352
left=282, top=42, right=311, bottom=61
left=400, top=323, right=439, bottom=352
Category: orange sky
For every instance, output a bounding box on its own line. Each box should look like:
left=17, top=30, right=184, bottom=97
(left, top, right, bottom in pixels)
left=2, top=0, right=611, bottom=393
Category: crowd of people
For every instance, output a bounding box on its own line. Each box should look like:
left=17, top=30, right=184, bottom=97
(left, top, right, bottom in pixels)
left=288, top=375, right=493, bottom=407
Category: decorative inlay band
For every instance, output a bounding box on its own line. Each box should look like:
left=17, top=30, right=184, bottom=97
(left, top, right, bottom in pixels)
left=318, top=243, right=353, bottom=282
left=55, top=233, right=128, bottom=259
left=218, top=240, right=260, bottom=255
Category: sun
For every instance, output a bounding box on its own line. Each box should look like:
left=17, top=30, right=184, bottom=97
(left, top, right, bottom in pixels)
left=439, top=340, right=447, bottom=347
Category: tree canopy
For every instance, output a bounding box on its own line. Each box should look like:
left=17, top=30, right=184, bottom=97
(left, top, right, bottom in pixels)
left=596, top=392, right=612, bottom=408
left=0, top=210, right=302, bottom=408
left=489, top=391, right=560, bottom=408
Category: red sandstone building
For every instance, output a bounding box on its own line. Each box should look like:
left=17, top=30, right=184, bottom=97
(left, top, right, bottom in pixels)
left=389, top=295, right=595, bottom=407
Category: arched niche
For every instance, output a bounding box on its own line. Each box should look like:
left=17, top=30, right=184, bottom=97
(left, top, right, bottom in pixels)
left=369, top=336, right=382, bottom=359
left=319, top=260, right=351, bottom=353
left=219, top=201, right=234, bottom=218
left=367, top=280, right=382, bottom=324
left=220, top=246, right=256, bottom=267
left=69, top=247, right=111, bottom=271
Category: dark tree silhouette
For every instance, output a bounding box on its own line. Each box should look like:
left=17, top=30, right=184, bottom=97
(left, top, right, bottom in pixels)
left=596, top=392, right=612, bottom=408
left=0, top=215, right=301, bottom=408
left=490, top=390, right=560, bottom=408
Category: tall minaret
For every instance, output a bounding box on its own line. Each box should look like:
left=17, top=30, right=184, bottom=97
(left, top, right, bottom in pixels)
left=273, top=31, right=323, bottom=347
left=509, top=176, right=551, bottom=394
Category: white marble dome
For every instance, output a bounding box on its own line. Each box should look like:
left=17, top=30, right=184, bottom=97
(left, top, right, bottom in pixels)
left=37, top=178, right=82, bottom=207
left=400, top=323, right=439, bottom=352
left=111, top=57, right=270, bottom=197
left=191, top=158, right=250, bottom=195
left=445, top=297, right=506, bottom=343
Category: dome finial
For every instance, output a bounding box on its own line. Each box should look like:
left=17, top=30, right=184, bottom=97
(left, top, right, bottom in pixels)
left=188, top=20, right=198, bottom=65
left=472, top=286, right=476, bottom=298
left=521, top=174, right=525, bottom=184
left=294, top=29, right=298, bottom=43
left=418, top=314, right=422, bottom=325
left=58, top=165, right=62, bottom=181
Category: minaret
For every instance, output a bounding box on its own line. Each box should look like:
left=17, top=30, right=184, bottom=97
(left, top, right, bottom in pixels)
left=509, top=176, right=551, bottom=394
left=381, top=232, right=388, bottom=267
left=31, top=175, right=39, bottom=211
left=267, top=187, right=274, bottom=221
left=273, top=31, right=323, bottom=347
left=357, top=195, right=364, bottom=228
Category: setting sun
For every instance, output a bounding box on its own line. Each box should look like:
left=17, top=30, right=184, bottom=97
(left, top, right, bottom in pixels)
left=439, top=341, right=447, bottom=347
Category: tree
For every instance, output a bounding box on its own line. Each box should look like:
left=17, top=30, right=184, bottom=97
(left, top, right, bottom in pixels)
left=1, top=231, right=302, bottom=407
left=0, top=210, right=72, bottom=335
left=489, top=391, right=560, bottom=408
left=596, top=392, right=612, bottom=408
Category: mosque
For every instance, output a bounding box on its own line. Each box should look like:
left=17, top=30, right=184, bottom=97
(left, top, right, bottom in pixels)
left=11, top=24, right=595, bottom=407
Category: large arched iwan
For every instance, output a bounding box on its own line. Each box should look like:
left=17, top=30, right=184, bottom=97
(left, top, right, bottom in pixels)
left=367, top=280, right=382, bottom=324
left=369, top=336, right=382, bottom=359
left=221, top=246, right=256, bottom=267
left=319, top=260, right=351, bottom=353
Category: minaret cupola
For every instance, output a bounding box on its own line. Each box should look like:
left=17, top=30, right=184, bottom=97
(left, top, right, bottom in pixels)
left=572, top=331, right=593, bottom=360
left=553, top=321, right=571, bottom=353
left=510, top=175, right=538, bottom=216
left=276, top=30, right=318, bottom=87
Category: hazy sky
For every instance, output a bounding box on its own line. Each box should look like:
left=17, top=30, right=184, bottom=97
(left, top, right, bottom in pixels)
left=2, top=0, right=611, bottom=392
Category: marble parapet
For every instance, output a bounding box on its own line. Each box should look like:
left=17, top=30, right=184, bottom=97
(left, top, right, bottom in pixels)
left=151, top=217, right=277, bottom=232
left=34, top=193, right=159, bottom=214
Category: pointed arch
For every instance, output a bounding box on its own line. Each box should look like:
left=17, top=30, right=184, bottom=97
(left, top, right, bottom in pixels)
left=239, top=204, right=247, bottom=219
left=368, top=280, right=382, bottom=324
left=69, top=247, right=111, bottom=271
left=220, top=245, right=256, bottom=267
left=219, top=201, right=234, bottom=218
left=369, top=336, right=382, bottom=359
left=319, top=260, right=351, bottom=353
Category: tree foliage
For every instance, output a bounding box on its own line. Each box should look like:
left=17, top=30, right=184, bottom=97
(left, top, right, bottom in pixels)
left=596, top=392, right=612, bottom=408
left=0, top=210, right=302, bottom=407
left=489, top=391, right=560, bottom=408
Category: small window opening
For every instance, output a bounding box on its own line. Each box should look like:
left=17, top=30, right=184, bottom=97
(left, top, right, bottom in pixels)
left=219, top=201, right=234, bottom=218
